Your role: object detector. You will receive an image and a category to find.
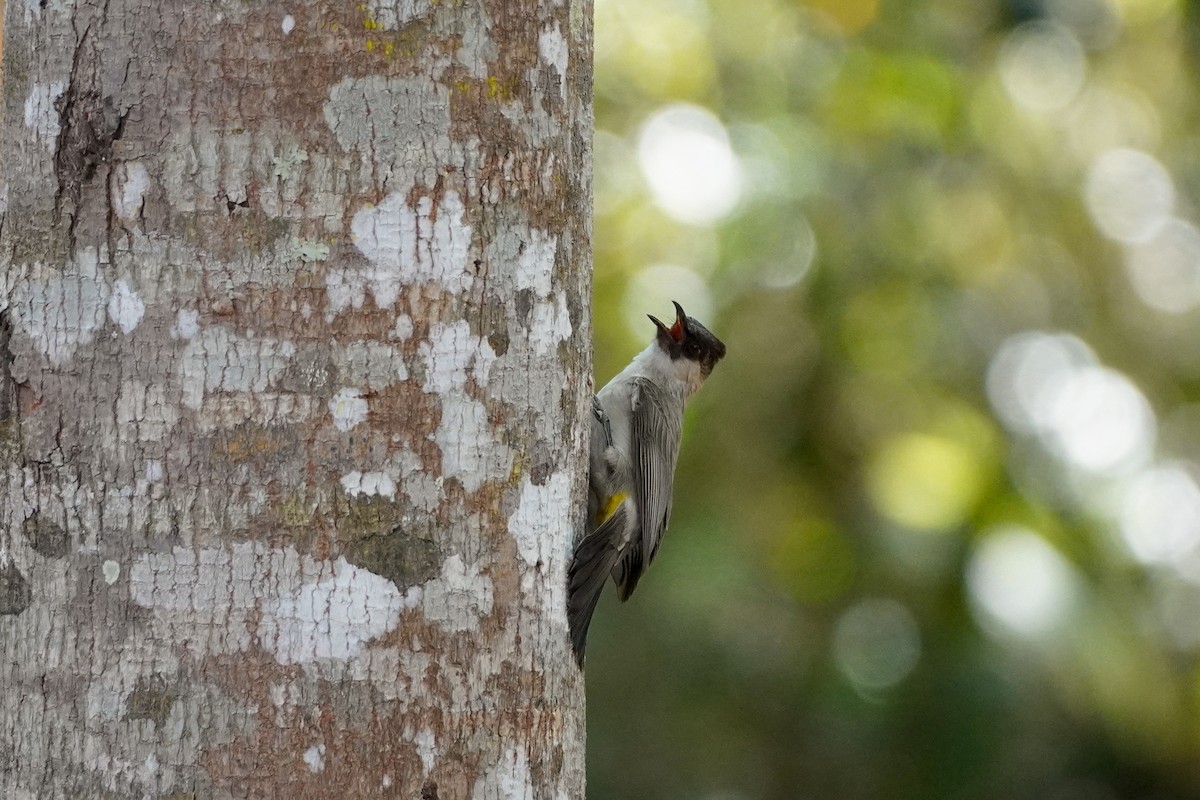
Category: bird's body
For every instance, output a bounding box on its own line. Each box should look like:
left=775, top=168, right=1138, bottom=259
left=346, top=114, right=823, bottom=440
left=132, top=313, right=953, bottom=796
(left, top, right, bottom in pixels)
left=587, top=347, right=686, bottom=594
left=568, top=302, right=725, bottom=666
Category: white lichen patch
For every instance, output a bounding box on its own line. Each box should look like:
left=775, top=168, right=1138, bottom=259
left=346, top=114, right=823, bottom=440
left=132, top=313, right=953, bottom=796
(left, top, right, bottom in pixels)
left=528, top=292, right=573, bottom=355
left=508, top=472, right=571, bottom=614
left=171, top=308, right=200, bottom=340
left=419, top=320, right=496, bottom=393
left=116, top=382, right=179, bottom=441
left=396, top=447, right=443, bottom=511
left=303, top=743, right=326, bottom=773
left=412, top=726, right=437, bottom=775
left=23, top=82, right=65, bottom=142
left=472, top=745, right=534, bottom=800
left=259, top=557, right=420, bottom=665
left=329, top=387, right=369, bottom=431
left=290, top=239, right=330, bottom=262
left=107, top=279, right=146, bottom=334
left=389, top=314, right=414, bottom=341
left=272, top=146, right=308, bottom=179
left=515, top=228, right=558, bottom=297
left=12, top=248, right=109, bottom=365
left=530, top=294, right=573, bottom=356
left=349, top=191, right=474, bottom=302
left=538, top=23, right=569, bottom=99
left=111, top=161, right=151, bottom=222
left=338, top=340, right=408, bottom=389
left=434, top=394, right=512, bottom=493
left=177, top=327, right=296, bottom=410
left=340, top=470, right=396, bottom=499
left=324, top=75, right=451, bottom=159
left=421, top=554, right=494, bottom=632
left=130, top=544, right=419, bottom=664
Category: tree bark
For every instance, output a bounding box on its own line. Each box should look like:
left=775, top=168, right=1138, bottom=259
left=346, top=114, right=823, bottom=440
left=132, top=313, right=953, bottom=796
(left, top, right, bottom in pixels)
left=0, top=0, right=591, bottom=796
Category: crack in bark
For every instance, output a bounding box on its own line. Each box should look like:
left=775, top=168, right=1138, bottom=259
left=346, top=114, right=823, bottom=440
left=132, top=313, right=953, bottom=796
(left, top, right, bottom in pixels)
left=53, top=26, right=129, bottom=255
left=0, top=309, right=15, bottom=427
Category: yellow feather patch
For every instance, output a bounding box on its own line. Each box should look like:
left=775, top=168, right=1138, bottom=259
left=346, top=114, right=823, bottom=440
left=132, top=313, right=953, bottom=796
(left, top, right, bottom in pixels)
left=598, top=492, right=629, bottom=524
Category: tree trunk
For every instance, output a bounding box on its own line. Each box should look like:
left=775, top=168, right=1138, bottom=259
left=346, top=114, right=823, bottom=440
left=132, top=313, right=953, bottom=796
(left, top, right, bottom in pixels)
left=0, top=0, right=591, bottom=796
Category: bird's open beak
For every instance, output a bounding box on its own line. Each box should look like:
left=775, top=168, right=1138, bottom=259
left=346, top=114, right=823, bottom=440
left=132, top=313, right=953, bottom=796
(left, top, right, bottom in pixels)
left=671, top=301, right=689, bottom=339
left=648, top=302, right=689, bottom=344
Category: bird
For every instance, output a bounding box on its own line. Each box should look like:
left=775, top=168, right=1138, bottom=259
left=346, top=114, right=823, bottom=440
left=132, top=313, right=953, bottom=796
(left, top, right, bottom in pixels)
left=567, top=301, right=726, bottom=666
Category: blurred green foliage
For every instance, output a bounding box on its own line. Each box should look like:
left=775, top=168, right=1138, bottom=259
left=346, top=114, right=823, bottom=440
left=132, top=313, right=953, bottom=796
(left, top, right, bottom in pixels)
left=587, top=0, right=1200, bottom=798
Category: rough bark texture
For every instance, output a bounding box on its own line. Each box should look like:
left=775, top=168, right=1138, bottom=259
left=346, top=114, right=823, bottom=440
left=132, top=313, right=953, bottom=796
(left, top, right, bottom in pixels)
left=0, top=0, right=591, bottom=796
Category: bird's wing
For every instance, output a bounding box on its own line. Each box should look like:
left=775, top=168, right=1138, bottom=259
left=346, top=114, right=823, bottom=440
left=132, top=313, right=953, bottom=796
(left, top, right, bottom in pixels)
left=612, top=377, right=682, bottom=601
left=567, top=501, right=630, bottom=666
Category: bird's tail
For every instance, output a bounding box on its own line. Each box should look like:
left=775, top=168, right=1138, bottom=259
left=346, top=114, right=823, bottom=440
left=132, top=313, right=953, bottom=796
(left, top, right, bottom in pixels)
left=567, top=503, right=629, bottom=667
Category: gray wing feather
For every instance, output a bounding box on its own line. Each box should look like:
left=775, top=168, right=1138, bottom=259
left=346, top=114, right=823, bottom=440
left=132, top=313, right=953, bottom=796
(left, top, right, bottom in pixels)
left=587, top=399, right=612, bottom=526
left=613, top=377, right=682, bottom=601
left=567, top=502, right=629, bottom=666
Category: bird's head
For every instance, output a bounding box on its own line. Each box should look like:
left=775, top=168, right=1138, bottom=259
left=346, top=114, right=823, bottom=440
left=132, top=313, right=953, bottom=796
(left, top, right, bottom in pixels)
left=648, top=301, right=727, bottom=382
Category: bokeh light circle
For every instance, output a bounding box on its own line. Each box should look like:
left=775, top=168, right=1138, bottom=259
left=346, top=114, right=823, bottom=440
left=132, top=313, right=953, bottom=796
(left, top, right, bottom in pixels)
left=637, top=104, right=743, bottom=226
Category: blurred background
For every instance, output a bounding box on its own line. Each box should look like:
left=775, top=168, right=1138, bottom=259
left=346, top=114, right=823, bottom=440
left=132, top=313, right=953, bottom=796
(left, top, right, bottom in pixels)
left=586, top=0, right=1200, bottom=797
